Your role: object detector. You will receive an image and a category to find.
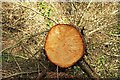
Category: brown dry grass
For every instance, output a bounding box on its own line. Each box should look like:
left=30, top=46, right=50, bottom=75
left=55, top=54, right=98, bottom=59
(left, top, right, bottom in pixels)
left=1, top=2, right=120, bottom=79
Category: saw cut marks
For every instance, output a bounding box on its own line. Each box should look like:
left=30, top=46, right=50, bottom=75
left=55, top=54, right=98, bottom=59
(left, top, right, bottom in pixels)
left=45, top=24, right=84, bottom=68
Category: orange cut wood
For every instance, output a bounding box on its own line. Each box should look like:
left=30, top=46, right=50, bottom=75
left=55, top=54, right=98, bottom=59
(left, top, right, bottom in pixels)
left=45, top=24, right=84, bottom=68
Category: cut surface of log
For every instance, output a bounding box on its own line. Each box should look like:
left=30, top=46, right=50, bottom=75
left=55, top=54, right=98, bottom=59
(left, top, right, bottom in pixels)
left=45, top=24, right=84, bottom=68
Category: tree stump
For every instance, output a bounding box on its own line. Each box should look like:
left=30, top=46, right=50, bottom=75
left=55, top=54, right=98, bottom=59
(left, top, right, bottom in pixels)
left=45, top=24, right=84, bottom=68
left=45, top=24, right=100, bottom=79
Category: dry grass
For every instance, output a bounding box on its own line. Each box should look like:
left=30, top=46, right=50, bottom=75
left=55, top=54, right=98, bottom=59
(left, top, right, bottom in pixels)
left=1, top=2, right=120, bottom=79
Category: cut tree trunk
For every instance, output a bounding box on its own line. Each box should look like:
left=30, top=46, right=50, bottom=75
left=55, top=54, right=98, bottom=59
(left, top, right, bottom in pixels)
left=45, top=24, right=100, bottom=80
left=45, top=24, right=84, bottom=68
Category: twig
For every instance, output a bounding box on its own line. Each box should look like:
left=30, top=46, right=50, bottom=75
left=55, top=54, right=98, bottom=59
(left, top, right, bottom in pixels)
left=14, top=55, right=29, bottom=60
left=17, top=3, right=58, bottom=24
left=87, top=21, right=117, bottom=36
left=36, top=69, right=47, bottom=80
left=20, top=43, right=32, bottom=58
left=29, top=47, right=43, bottom=59
left=88, top=26, right=104, bottom=36
left=2, top=71, right=38, bottom=79
left=20, top=43, right=34, bottom=58
left=12, top=55, right=22, bottom=71
left=1, top=38, right=24, bottom=53
left=9, top=46, right=22, bottom=72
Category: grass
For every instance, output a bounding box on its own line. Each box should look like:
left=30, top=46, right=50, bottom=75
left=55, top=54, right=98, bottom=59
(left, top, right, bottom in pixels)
left=114, top=25, right=120, bottom=35
left=38, top=2, right=54, bottom=27
left=2, top=52, right=28, bottom=63
left=2, top=2, right=120, bottom=79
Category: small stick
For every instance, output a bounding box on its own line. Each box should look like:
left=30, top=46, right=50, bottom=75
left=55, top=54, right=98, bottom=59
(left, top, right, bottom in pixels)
left=12, top=56, right=22, bottom=72
left=2, top=71, right=38, bottom=79
left=87, top=21, right=117, bottom=36
left=36, top=70, right=47, bottom=80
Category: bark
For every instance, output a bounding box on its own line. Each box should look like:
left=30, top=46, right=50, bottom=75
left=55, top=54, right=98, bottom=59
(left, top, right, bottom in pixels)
left=79, top=58, right=100, bottom=80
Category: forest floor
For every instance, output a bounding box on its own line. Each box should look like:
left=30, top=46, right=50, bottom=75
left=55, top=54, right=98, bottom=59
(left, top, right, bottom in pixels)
left=1, top=2, right=120, bottom=79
